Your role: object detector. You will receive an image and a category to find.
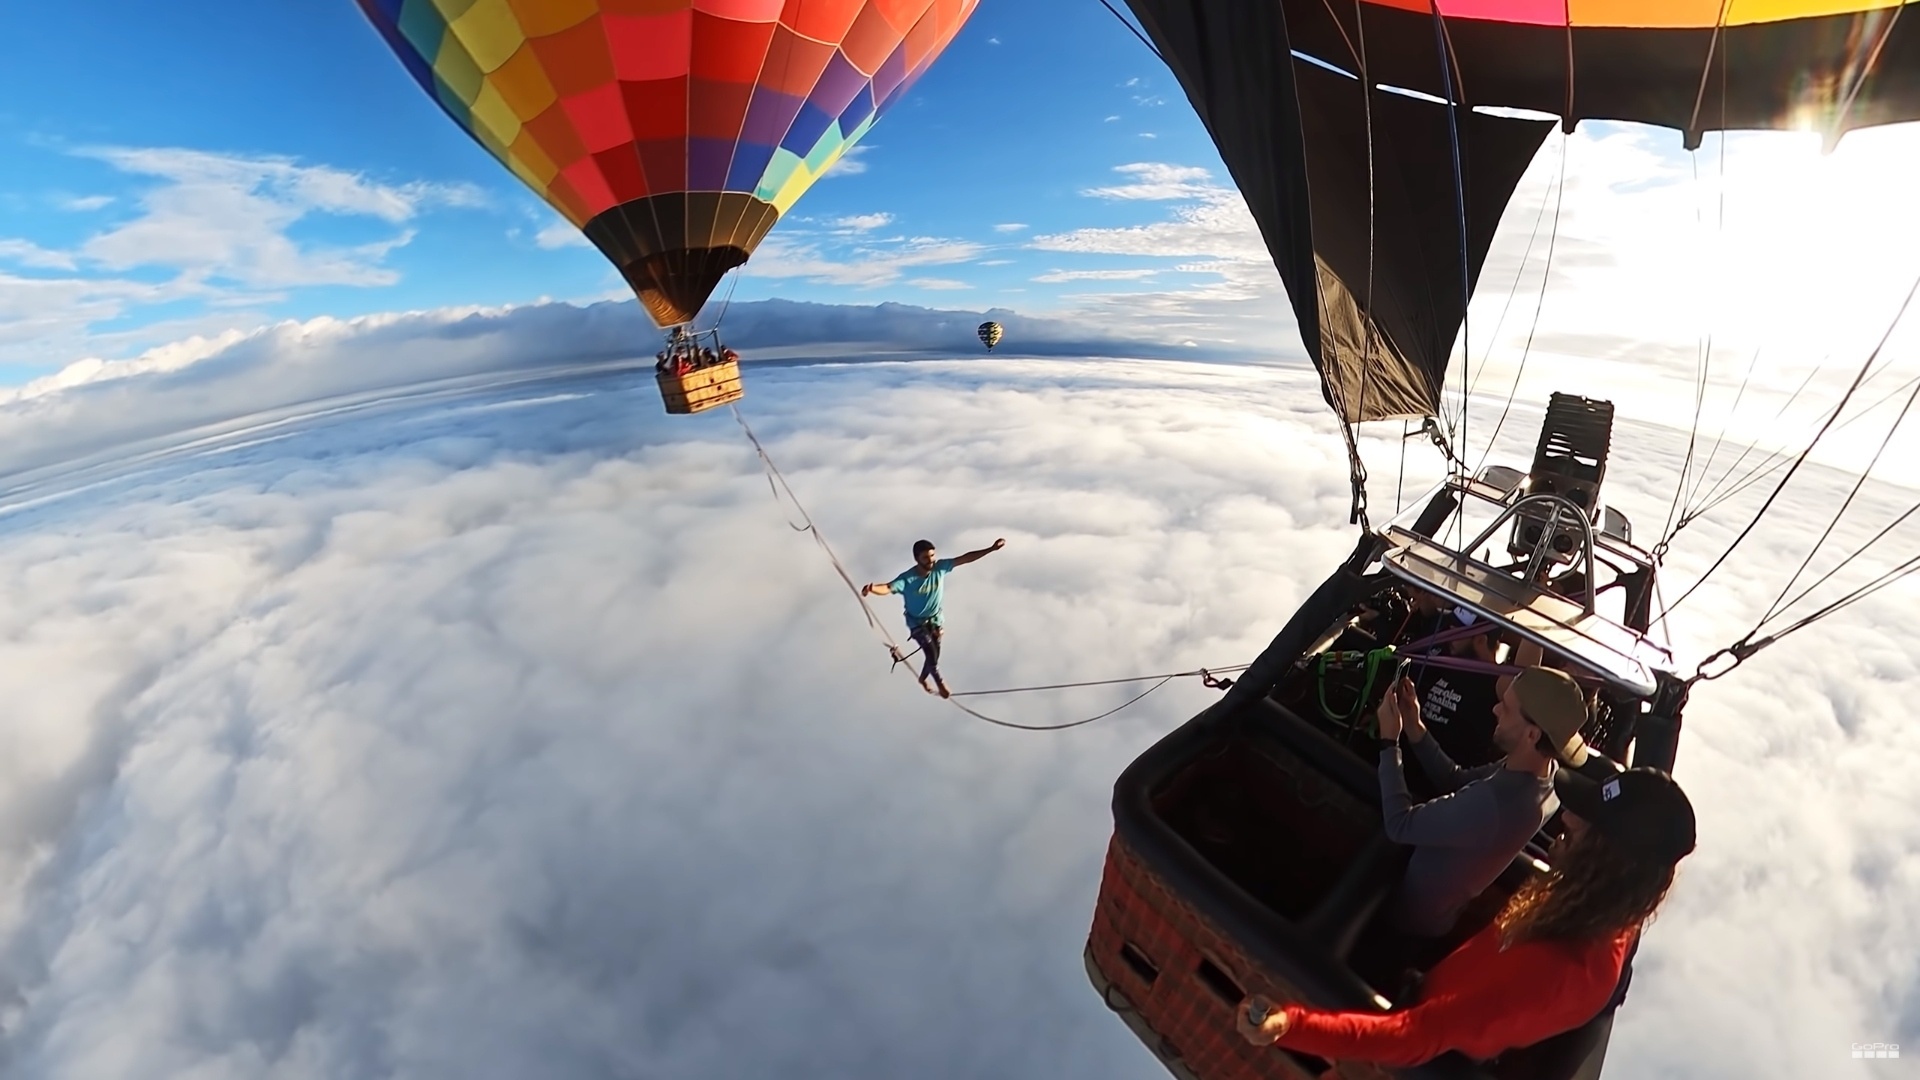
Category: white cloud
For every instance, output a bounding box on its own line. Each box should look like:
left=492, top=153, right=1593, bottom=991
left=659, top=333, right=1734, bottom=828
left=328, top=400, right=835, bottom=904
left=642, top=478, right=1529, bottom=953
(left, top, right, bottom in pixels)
left=0, top=146, right=489, bottom=372
left=0, top=320, right=1910, bottom=1080
left=1024, top=163, right=1289, bottom=347
left=746, top=232, right=986, bottom=289
left=533, top=220, right=589, bottom=249
left=0, top=240, right=78, bottom=271
left=832, top=213, right=895, bottom=232
left=0, top=300, right=1216, bottom=476
left=822, top=145, right=872, bottom=178
left=55, top=195, right=113, bottom=212
left=1104, top=115, right=1120, bottom=123
left=0, top=347, right=1364, bottom=1080
left=978, top=260, right=1015, bottom=267
left=1138, top=132, right=1157, bottom=139
left=0, top=270, right=218, bottom=354
left=1080, top=163, right=1216, bottom=202
left=70, top=146, right=479, bottom=288
left=908, top=278, right=972, bottom=290
left=993, top=223, right=1028, bottom=233
left=988, top=35, right=1002, bottom=45
left=1032, top=269, right=1158, bottom=283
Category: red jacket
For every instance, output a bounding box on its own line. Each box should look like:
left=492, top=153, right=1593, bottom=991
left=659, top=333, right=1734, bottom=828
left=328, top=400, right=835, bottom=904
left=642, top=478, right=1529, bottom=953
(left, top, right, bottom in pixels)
left=1277, top=923, right=1635, bottom=1066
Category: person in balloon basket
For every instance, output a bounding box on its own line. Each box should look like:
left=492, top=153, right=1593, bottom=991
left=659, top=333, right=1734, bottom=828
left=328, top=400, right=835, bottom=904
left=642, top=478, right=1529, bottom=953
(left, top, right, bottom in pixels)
left=1397, top=595, right=1514, bottom=768
left=1364, top=665, right=1594, bottom=964
left=1237, top=765, right=1695, bottom=1071
left=861, top=538, right=1005, bottom=697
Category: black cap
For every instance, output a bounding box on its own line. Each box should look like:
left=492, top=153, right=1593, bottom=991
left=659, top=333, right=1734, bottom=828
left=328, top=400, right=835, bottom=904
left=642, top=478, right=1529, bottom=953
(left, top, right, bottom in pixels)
left=1553, top=766, right=1697, bottom=867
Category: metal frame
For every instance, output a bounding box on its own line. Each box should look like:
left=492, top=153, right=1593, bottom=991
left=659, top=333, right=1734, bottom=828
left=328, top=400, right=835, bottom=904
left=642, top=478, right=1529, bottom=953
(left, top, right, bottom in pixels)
left=1374, top=477, right=1675, bottom=696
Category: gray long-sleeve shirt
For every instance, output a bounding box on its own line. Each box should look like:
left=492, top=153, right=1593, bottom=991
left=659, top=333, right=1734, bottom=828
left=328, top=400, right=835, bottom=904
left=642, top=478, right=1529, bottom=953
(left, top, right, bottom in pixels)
left=1377, top=735, right=1557, bottom=937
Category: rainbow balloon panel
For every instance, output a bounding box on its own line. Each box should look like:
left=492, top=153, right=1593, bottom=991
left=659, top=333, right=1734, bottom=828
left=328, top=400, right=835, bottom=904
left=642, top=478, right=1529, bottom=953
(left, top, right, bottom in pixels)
left=356, top=0, right=979, bottom=326
left=1362, top=0, right=1914, bottom=28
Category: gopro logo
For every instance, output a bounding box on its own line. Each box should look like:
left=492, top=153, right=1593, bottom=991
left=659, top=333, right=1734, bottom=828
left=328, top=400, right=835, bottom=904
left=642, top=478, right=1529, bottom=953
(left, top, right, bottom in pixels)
left=1601, top=778, right=1621, bottom=801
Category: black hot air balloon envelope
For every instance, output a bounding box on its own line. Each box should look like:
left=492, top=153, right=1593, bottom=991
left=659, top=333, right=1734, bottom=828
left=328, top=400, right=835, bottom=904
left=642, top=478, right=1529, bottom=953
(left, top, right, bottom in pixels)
left=1123, top=0, right=1920, bottom=424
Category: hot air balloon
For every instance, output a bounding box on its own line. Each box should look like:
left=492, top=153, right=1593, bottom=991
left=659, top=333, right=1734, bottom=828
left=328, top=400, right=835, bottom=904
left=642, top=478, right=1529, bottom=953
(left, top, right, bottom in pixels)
left=353, top=0, right=980, bottom=412
left=1082, top=3, right=1920, bottom=1078
left=977, top=320, right=1003, bottom=351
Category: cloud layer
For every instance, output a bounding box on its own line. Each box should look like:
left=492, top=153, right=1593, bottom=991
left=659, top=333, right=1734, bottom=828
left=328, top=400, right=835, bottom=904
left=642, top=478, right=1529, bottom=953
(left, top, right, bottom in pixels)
left=0, top=314, right=1912, bottom=1079
left=0, top=298, right=1269, bottom=487
left=0, top=147, right=486, bottom=373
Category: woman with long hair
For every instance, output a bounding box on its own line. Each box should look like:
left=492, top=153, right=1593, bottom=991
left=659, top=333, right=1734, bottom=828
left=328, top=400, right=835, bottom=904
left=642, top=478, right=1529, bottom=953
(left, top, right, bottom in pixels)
left=1239, top=767, right=1697, bottom=1068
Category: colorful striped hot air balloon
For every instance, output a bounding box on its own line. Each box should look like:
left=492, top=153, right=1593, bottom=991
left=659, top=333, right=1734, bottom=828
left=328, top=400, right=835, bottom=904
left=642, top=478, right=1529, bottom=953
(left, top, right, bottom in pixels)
left=354, top=0, right=980, bottom=328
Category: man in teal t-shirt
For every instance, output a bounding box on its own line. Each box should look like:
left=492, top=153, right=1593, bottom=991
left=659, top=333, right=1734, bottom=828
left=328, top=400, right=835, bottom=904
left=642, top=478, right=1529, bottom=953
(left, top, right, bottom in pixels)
left=862, top=537, right=1005, bottom=697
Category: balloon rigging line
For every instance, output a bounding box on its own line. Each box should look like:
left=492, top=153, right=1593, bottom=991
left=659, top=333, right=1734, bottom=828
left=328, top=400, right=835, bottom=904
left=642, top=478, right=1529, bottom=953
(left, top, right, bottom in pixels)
left=1661, top=136, right=1727, bottom=548
left=1430, top=6, right=1474, bottom=552
left=1672, top=361, right=1829, bottom=531
left=1685, top=351, right=1914, bottom=524
left=1095, top=0, right=1163, bottom=62
left=1678, top=95, right=1735, bottom=519
left=1681, top=343, right=1766, bottom=519
left=950, top=666, right=1252, bottom=698
left=1754, top=373, right=1920, bottom=631
left=1658, top=268, right=1920, bottom=624
left=1473, top=128, right=1570, bottom=477
left=1466, top=132, right=1564, bottom=402
left=728, top=405, right=1242, bottom=730
left=708, top=269, right=744, bottom=337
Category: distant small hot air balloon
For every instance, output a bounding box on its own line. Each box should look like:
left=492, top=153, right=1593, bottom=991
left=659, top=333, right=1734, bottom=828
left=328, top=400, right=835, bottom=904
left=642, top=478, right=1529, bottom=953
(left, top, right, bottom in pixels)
left=977, top=321, right=1003, bottom=352
left=355, top=0, right=980, bottom=329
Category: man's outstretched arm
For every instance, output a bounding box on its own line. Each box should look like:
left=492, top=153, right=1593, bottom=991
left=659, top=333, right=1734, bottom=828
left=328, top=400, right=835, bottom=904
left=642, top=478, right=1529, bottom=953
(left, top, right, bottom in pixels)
left=951, top=538, right=1007, bottom=567
left=861, top=582, right=894, bottom=596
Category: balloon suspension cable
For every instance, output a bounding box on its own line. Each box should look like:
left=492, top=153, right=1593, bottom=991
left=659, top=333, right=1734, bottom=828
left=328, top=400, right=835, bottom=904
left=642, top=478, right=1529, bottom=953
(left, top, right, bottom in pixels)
left=1409, top=415, right=1463, bottom=475
left=1658, top=269, right=1920, bottom=624
left=1096, top=0, right=1163, bottom=62
left=1467, top=130, right=1565, bottom=404
left=1666, top=359, right=1829, bottom=547
left=1430, top=8, right=1473, bottom=468
left=729, top=405, right=1246, bottom=730
left=1676, top=66, right=1731, bottom=521
left=708, top=269, right=744, bottom=338
left=1396, top=420, right=1409, bottom=514
left=1688, top=348, right=1920, bottom=682
left=1672, top=11, right=1901, bottom=543
left=1474, top=131, right=1570, bottom=478
left=1343, top=422, right=1371, bottom=532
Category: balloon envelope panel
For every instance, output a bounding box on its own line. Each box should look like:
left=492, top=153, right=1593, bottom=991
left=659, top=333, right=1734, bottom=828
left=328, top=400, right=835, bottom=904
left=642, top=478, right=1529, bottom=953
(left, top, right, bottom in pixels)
left=356, top=0, right=980, bottom=326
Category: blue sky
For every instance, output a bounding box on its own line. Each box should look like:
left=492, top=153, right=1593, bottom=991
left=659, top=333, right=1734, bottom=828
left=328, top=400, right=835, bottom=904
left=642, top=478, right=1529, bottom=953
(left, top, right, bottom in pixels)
left=7, top=1, right=1920, bottom=477
left=0, top=1, right=1253, bottom=381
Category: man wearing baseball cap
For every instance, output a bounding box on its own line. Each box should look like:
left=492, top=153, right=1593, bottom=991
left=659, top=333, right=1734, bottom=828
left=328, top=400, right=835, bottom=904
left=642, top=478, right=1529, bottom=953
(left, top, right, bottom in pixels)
left=1370, top=664, right=1593, bottom=947
left=1240, top=765, right=1697, bottom=1067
